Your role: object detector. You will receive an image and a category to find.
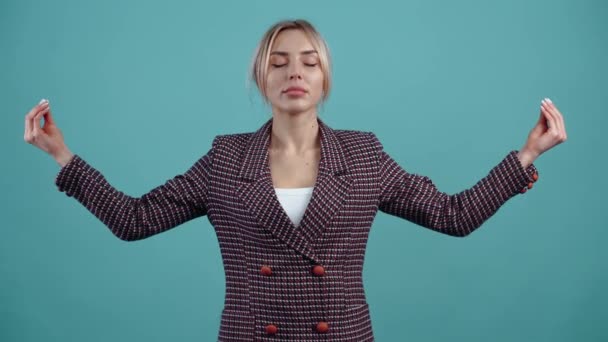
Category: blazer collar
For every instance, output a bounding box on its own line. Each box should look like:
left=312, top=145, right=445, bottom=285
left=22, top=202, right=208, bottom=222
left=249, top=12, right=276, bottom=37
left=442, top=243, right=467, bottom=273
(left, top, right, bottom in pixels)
left=238, top=116, right=349, bottom=182
left=235, top=116, right=353, bottom=263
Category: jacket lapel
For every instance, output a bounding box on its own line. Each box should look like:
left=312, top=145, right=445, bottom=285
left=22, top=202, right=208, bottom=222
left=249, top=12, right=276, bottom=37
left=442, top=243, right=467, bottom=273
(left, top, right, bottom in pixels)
left=235, top=117, right=353, bottom=263
left=297, top=119, right=353, bottom=245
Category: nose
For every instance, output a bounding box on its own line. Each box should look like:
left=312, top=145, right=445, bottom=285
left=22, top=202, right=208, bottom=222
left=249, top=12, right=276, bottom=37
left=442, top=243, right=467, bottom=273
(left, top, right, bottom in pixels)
left=288, top=63, right=303, bottom=80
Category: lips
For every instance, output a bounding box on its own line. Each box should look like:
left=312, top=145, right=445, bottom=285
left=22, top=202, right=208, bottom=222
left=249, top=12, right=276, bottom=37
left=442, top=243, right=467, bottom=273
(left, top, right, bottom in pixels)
left=283, top=86, right=307, bottom=94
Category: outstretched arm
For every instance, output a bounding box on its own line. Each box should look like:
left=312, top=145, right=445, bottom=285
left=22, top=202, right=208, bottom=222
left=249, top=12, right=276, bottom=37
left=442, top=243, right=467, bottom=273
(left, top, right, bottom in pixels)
left=55, top=150, right=212, bottom=241
left=24, top=98, right=217, bottom=241
left=374, top=98, right=567, bottom=237
left=376, top=143, right=538, bottom=237
left=55, top=144, right=215, bottom=241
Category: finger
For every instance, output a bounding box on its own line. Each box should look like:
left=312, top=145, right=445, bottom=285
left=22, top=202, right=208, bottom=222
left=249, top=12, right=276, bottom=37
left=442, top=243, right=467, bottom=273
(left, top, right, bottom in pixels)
left=32, top=107, right=50, bottom=136
left=546, top=99, right=567, bottom=139
left=30, top=99, right=49, bottom=119
left=536, top=109, right=549, bottom=130
left=24, top=113, right=32, bottom=141
left=541, top=100, right=557, bottom=130
left=543, top=98, right=561, bottom=131
left=25, top=100, right=49, bottom=135
left=25, top=109, right=40, bottom=140
left=26, top=99, right=48, bottom=118
left=540, top=104, right=556, bottom=133
left=32, top=110, right=42, bottom=136
left=543, top=98, right=564, bottom=139
left=44, top=107, right=56, bottom=125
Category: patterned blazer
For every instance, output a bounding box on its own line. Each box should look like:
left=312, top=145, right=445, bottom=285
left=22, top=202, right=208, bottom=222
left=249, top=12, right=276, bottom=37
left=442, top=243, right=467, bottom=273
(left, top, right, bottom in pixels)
left=55, top=117, right=539, bottom=341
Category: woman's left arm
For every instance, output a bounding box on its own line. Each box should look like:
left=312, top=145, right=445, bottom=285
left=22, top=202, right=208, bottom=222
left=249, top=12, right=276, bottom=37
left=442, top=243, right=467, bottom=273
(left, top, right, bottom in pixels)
left=375, top=98, right=567, bottom=237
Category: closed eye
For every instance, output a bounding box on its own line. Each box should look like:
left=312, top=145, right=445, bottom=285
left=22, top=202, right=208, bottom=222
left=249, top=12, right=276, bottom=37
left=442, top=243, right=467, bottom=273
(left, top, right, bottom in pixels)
left=271, top=63, right=317, bottom=68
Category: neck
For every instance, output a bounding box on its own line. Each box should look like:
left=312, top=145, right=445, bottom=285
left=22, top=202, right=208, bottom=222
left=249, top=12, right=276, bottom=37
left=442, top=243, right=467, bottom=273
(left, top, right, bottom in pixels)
left=270, top=107, right=320, bottom=153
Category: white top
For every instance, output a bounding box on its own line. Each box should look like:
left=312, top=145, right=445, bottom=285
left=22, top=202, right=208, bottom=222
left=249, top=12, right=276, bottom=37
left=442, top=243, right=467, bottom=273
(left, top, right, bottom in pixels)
left=274, top=187, right=314, bottom=227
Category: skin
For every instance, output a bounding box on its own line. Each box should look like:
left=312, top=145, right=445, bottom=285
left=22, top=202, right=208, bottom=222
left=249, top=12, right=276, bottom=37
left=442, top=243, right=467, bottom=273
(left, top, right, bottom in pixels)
left=518, top=98, right=568, bottom=167
left=24, top=29, right=567, bottom=182
left=264, top=29, right=325, bottom=188
left=24, top=99, right=74, bottom=166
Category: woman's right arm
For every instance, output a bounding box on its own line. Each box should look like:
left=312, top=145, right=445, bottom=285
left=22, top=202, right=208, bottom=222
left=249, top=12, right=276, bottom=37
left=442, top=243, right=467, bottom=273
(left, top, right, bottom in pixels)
left=55, top=150, right=213, bottom=241
left=25, top=99, right=214, bottom=241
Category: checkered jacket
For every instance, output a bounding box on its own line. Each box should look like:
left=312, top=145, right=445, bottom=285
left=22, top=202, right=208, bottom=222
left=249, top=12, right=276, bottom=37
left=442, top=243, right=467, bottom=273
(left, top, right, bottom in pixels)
left=55, top=117, right=539, bottom=341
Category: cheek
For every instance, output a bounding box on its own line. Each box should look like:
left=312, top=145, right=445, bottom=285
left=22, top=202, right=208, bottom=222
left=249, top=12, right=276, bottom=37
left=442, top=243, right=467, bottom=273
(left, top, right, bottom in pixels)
left=265, top=72, right=283, bottom=93
left=310, top=71, right=325, bottom=95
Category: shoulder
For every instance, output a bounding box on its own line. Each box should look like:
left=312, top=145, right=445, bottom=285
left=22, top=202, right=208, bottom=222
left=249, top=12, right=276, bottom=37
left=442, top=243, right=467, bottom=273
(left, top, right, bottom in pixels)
left=211, top=132, right=253, bottom=150
left=333, top=129, right=382, bottom=152
left=203, top=132, right=252, bottom=166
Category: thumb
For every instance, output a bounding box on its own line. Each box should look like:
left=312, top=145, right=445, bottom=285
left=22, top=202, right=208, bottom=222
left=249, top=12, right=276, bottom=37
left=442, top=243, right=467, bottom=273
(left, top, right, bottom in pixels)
left=536, top=109, right=549, bottom=130
left=44, top=108, right=56, bottom=125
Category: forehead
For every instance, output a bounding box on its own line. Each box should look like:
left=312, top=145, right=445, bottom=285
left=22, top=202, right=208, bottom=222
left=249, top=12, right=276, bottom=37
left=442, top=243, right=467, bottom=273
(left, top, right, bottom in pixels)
left=271, top=29, right=316, bottom=52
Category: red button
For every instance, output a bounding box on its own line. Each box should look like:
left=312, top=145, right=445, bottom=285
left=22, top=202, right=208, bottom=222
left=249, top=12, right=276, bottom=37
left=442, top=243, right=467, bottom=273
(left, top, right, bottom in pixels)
left=532, top=172, right=539, bottom=182
left=312, top=265, right=325, bottom=277
left=265, top=324, right=278, bottom=335
left=520, top=187, right=527, bottom=194
left=260, top=266, right=272, bottom=276
left=527, top=182, right=534, bottom=189
left=316, top=321, right=329, bottom=333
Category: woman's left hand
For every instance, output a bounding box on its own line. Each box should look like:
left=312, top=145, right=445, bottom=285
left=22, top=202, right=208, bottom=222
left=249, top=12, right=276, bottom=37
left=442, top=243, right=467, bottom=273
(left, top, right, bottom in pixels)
left=517, top=98, right=568, bottom=167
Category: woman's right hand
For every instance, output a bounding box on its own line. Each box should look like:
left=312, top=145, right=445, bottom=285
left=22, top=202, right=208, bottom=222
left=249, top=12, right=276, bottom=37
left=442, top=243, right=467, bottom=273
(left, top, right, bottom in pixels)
left=24, top=99, right=74, bottom=166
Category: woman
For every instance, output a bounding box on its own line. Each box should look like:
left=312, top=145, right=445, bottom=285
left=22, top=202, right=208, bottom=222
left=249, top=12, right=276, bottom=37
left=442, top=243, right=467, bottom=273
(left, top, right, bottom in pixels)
left=24, top=19, right=566, bottom=341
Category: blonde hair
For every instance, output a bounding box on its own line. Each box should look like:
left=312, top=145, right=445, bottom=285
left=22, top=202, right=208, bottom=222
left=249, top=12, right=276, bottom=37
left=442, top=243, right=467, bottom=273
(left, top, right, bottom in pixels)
left=250, top=19, right=332, bottom=104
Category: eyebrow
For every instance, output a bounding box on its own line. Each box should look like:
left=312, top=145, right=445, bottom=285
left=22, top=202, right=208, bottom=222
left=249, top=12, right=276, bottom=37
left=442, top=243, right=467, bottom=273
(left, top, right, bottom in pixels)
left=270, top=50, right=318, bottom=56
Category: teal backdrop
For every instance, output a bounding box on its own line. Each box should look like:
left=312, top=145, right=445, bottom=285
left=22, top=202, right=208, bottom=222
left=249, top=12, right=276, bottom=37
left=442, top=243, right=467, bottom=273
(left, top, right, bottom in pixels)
left=2, top=0, right=606, bottom=341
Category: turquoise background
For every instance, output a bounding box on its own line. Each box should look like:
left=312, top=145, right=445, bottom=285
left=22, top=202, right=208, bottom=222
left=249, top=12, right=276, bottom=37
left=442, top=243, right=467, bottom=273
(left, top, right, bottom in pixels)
left=2, top=0, right=606, bottom=341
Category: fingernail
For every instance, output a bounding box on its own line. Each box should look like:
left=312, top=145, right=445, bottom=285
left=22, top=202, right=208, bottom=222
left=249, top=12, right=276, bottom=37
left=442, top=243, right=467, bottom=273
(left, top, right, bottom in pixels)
left=545, top=98, right=552, bottom=103
left=39, top=98, right=48, bottom=105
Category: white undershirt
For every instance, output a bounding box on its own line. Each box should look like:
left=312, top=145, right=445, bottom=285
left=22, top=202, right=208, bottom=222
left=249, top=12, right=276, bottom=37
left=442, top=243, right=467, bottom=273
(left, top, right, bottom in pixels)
left=274, top=187, right=314, bottom=227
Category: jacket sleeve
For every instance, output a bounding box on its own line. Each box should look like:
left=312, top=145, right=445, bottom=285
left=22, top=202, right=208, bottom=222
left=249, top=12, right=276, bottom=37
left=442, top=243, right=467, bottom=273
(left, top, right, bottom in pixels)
left=55, top=139, right=216, bottom=241
left=371, top=133, right=539, bottom=237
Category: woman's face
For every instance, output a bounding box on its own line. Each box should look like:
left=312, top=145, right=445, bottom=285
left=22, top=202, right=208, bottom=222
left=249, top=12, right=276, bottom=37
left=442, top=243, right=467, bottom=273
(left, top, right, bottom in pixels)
left=265, top=29, right=324, bottom=116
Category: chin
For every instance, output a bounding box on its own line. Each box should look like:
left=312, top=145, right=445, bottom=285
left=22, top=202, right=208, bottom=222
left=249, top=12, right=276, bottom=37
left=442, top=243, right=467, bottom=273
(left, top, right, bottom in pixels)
left=276, top=102, right=316, bottom=116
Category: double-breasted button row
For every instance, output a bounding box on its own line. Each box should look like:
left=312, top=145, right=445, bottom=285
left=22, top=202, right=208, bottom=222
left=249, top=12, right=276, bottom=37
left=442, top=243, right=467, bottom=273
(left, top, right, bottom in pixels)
left=260, top=263, right=330, bottom=334
left=264, top=322, right=330, bottom=335
left=520, top=172, right=539, bottom=194
left=260, top=264, right=327, bottom=277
